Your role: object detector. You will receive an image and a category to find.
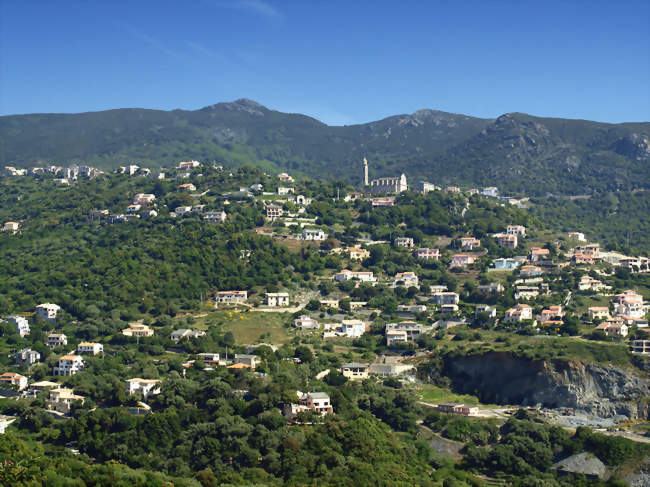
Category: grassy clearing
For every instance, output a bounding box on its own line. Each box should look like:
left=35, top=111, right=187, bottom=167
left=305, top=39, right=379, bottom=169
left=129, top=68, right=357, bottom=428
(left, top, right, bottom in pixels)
left=568, top=294, right=610, bottom=315
left=181, top=310, right=294, bottom=345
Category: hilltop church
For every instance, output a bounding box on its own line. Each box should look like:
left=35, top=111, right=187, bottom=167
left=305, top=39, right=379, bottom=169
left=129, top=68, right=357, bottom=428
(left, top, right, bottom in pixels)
left=362, top=157, right=407, bottom=194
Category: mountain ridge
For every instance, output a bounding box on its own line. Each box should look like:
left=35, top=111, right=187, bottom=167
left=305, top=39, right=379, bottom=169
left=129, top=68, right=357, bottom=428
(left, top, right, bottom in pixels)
left=1, top=99, right=648, bottom=196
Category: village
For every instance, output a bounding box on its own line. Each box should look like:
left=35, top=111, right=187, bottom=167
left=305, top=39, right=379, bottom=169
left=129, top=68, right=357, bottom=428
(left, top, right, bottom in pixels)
left=1, top=158, right=649, bottom=432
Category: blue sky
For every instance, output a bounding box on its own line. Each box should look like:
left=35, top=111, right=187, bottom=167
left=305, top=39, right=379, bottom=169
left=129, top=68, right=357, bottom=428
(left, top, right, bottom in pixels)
left=1, top=1, right=648, bottom=124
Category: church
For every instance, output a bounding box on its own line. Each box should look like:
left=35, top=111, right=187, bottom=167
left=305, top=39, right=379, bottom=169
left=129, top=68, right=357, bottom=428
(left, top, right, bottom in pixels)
left=362, top=157, right=407, bottom=193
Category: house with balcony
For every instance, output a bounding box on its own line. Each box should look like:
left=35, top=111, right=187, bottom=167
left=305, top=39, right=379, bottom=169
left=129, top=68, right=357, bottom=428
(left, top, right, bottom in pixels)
left=460, top=237, right=481, bottom=250
left=493, top=258, right=520, bottom=270
left=265, top=292, right=290, bottom=307
left=215, top=290, right=248, bottom=305
left=340, top=363, right=369, bottom=380
left=450, top=254, right=476, bottom=268
left=504, top=304, right=533, bottom=323
left=578, top=275, right=607, bottom=291
left=588, top=307, right=610, bottom=321
left=122, top=323, right=154, bottom=337
left=334, top=270, right=376, bottom=282
left=475, top=304, right=497, bottom=318
left=47, top=388, right=85, bottom=414
left=47, top=333, right=67, bottom=348
left=294, top=315, right=320, bottom=330
left=393, top=271, right=419, bottom=288
left=204, top=211, right=227, bottom=224
left=394, top=237, right=414, bottom=249
left=13, top=348, right=41, bottom=366
left=302, top=228, right=328, bottom=240
left=415, top=248, right=440, bottom=260
left=265, top=204, right=284, bottom=220
left=339, top=320, right=366, bottom=337
left=430, top=292, right=460, bottom=306
left=0, top=372, right=27, bottom=391
left=171, top=329, right=206, bottom=342
left=631, top=340, right=650, bottom=355
left=347, top=247, right=370, bottom=261
left=519, top=265, right=544, bottom=277
left=76, top=342, right=103, bottom=355
left=595, top=322, right=628, bottom=338
left=2, top=221, right=20, bottom=233
left=529, top=247, right=551, bottom=262
left=234, top=354, right=260, bottom=369
left=506, top=225, right=526, bottom=237
left=35, top=303, right=61, bottom=323
left=495, top=233, right=518, bottom=248
left=540, top=306, right=564, bottom=322
left=53, top=355, right=84, bottom=376
left=385, top=322, right=428, bottom=345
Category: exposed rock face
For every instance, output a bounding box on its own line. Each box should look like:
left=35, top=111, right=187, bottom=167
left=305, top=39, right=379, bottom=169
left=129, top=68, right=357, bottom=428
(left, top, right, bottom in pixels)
left=440, top=352, right=650, bottom=419
left=611, top=133, right=650, bottom=159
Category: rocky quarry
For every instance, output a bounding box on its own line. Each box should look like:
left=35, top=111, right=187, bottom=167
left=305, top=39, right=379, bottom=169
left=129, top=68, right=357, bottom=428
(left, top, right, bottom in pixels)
left=435, top=352, right=650, bottom=419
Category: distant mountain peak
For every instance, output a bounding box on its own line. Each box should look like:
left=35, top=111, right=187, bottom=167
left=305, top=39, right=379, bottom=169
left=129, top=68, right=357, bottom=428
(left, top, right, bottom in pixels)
left=202, top=98, right=267, bottom=116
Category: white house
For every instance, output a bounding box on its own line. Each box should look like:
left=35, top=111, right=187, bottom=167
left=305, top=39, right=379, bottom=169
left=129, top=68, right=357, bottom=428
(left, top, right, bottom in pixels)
left=394, top=237, right=414, bottom=249
left=504, top=304, right=533, bottom=323
left=2, top=222, right=20, bottom=233
left=415, top=248, right=440, bottom=260
left=0, top=372, right=28, bottom=391
left=53, top=355, right=84, bottom=376
left=76, top=342, right=103, bottom=355
left=302, top=228, right=328, bottom=241
left=170, top=329, right=206, bottom=342
left=339, top=320, right=366, bottom=338
left=495, top=233, right=518, bottom=248
left=215, top=290, right=248, bottom=305
left=450, top=254, right=477, bottom=268
left=6, top=316, right=29, bottom=337
left=13, top=349, right=41, bottom=366
left=122, top=323, right=154, bottom=337
left=47, top=388, right=84, bottom=414
left=475, top=304, right=497, bottom=318
left=385, top=322, right=428, bottom=345
left=35, top=303, right=61, bottom=323
left=126, top=378, right=162, bottom=399
left=285, top=392, right=333, bottom=418
left=294, top=315, right=320, bottom=330
left=133, top=193, right=156, bottom=205
left=340, top=363, right=369, bottom=380
left=507, top=225, right=526, bottom=237
left=265, top=292, right=290, bottom=307
left=277, top=186, right=295, bottom=195
left=393, top=272, right=419, bottom=288
left=430, top=292, right=460, bottom=305
left=204, top=211, right=227, bottom=224
left=234, top=354, right=260, bottom=369
left=47, top=333, right=68, bottom=348
left=334, top=270, right=376, bottom=282
left=174, top=206, right=193, bottom=216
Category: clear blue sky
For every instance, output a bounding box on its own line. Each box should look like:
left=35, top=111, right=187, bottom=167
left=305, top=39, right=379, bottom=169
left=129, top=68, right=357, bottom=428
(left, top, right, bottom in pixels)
left=1, top=1, right=648, bottom=125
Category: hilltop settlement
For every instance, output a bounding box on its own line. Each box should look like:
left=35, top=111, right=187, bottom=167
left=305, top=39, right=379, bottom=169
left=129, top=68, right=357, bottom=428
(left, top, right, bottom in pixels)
left=0, top=159, right=649, bottom=486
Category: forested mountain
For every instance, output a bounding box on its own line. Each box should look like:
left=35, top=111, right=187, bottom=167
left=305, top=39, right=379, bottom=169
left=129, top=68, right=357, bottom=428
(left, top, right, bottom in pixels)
left=2, top=99, right=648, bottom=195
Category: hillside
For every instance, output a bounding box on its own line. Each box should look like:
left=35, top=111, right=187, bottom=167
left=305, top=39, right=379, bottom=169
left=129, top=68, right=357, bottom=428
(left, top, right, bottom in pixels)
left=2, top=99, right=648, bottom=195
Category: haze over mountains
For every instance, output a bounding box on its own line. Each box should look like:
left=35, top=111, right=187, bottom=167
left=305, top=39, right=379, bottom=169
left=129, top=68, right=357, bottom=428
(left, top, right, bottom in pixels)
left=1, top=99, right=648, bottom=196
